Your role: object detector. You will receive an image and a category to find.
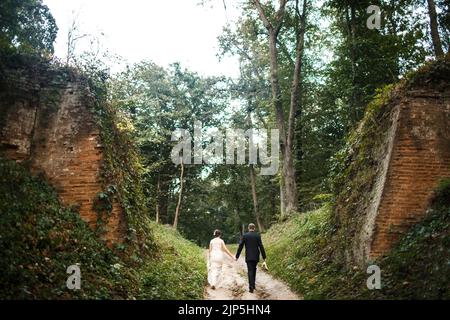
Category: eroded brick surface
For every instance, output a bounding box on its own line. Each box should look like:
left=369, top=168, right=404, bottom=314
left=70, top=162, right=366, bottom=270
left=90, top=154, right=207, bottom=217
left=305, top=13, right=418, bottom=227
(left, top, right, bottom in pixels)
left=370, top=91, right=450, bottom=259
left=0, top=69, right=126, bottom=245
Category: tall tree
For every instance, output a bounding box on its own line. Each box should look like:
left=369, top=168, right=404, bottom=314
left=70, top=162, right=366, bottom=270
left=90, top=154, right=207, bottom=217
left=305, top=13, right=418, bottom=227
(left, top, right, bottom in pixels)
left=249, top=164, right=265, bottom=231
left=437, top=0, right=450, bottom=52
left=252, top=0, right=308, bottom=216
left=324, top=0, right=430, bottom=130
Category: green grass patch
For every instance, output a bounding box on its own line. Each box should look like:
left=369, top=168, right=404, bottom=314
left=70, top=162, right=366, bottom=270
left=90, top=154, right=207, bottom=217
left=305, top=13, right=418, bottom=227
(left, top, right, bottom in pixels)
left=331, top=56, right=450, bottom=265
left=263, top=205, right=363, bottom=299
left=136, top=223, right=207, bottom=300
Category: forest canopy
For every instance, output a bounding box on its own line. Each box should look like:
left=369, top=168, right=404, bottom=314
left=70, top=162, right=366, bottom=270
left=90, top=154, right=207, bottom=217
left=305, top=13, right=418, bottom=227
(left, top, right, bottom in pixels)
left=0, top=0, right=57, bottom=55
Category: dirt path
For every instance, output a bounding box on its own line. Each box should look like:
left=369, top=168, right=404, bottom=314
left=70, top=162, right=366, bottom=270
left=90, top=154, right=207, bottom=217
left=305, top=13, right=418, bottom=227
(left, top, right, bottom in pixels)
left=204, top=251, right=301, bottom=300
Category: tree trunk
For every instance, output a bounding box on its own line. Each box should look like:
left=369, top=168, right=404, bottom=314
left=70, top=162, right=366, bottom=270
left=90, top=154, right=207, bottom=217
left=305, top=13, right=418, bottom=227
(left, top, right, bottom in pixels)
left=279, top=181, right=285, bottom=215
left=254, top=0, right=304, bottom=217
left=284, top=0, right=307, bottom=216
left=158, top=178, right=170, bottom=224
left=247, top=108, right=265, bottom=231
left=272, top=182, right=277, bottom=216
left=268, top=32, right=288, bottom=155
left=173, top=158, right=184, bottom=230
left=268, top=30, right=289, bottom=216
left=282, top=152, right=298, bottom=215
left=250, top=164, right=264, bottom=232
left=155, top=174, right=160, bottom=223
left=427, top=0, right=445, bottom=58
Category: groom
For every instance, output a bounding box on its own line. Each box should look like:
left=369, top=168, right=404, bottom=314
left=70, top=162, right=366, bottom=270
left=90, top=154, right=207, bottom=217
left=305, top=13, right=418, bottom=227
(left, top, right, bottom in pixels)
left=235, top=223, right=266, bottom=293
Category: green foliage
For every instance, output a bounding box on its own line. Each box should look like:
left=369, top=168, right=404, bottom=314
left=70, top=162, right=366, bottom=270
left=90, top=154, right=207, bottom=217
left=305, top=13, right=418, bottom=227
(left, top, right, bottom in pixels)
left=0, top=0, right=57, bottom=55
left=0, top=157, right=136, bottom=299
left=403, top=53, right=450, bottom=90
left=218, top=0, right=415, bottom=214
left=0, top=48, right=153, bottom=252
left=438, top=0, right=450, bottom=52
left=1, top=0, right=447, bottom=301
left=93, top=185, right=117, bottom=236
left=177, top=165, right=261, bottom=247
left=324, top=0, right=430, bottom=130
left=0, top=50, right=212, bottom=299
left=80, top=66, right=155, bottom=255
left=331, top=56, right=450, bottom=261
left=110, top=61, right=232, bottom=244
left=433, top=178, right=450, bottom=207
left=136, top=223, right=207, bottom=299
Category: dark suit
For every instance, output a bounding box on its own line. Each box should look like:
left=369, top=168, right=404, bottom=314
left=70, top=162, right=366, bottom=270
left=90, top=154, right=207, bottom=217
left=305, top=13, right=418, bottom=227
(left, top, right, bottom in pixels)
left=236, top=231, right=266, bottom=290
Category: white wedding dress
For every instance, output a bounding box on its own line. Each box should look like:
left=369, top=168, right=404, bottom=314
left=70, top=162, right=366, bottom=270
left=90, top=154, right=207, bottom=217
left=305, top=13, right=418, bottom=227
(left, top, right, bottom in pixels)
left=208, top=237, right=226, bottom=288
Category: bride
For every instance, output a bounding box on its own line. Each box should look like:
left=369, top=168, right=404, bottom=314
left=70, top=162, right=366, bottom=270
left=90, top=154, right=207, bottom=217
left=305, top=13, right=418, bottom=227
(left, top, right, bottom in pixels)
left=208, top=229, right=234, bottom=290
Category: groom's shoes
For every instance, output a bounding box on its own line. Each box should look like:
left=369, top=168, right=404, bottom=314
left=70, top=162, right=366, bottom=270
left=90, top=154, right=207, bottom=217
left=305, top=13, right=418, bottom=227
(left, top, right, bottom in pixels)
left=249, top=288, right=254, bottom=293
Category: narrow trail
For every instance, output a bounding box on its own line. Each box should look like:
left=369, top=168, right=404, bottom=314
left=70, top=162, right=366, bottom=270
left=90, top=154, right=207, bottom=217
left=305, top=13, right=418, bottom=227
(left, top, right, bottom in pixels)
left=204, top=251, right=301, bottom=300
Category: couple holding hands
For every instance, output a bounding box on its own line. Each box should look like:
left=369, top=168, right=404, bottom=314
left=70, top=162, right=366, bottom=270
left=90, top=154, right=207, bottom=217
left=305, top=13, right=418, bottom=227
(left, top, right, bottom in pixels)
left=208, top=223, right=267, bottom=293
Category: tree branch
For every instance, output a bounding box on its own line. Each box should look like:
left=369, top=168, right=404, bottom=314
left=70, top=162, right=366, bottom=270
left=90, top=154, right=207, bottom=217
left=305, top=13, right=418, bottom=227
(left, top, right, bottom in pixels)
left=274, top=0, right=288, bottom=36
left=253, top=0, right=273, bottom=32
left=277, top=39, right=295, bottom=68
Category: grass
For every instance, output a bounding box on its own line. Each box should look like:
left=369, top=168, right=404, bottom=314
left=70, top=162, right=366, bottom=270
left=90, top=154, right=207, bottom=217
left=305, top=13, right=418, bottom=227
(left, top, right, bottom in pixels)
left=331, top=56, right=450, bottom=265
left=136, top=223, right=207, bottom=300
left=228, top=243, right=239, bottom=253
left=263, top=205, right=358, bottom=299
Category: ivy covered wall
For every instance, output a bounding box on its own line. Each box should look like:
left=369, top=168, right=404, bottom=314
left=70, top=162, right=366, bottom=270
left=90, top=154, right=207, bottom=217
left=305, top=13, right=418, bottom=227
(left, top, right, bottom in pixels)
left=0, top=53, right=152, bottom=251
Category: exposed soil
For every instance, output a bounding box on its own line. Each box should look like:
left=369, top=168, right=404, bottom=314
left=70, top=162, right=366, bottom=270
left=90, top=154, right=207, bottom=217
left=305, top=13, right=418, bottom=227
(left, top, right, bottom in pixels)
left=204, top=252, right=301, bottom=300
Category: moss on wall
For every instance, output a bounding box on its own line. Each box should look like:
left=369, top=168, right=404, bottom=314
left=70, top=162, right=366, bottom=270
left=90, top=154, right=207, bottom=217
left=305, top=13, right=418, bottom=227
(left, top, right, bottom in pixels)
left=332, top=83, right=397, bottom=263
left=331, top=55, right=450, bottom=265
left=0, top=52, right=155, bottom=254
left=0, top=52, right=207, bottom=300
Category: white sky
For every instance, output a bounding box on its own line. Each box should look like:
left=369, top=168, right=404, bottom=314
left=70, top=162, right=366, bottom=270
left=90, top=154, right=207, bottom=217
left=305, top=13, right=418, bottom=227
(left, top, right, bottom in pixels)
left=43, top=0, right=241, bottom=78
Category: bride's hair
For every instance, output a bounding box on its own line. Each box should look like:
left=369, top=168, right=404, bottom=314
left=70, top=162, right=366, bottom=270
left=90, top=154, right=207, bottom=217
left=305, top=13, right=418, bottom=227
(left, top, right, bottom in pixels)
left=213, top=229, right=222, bottom=237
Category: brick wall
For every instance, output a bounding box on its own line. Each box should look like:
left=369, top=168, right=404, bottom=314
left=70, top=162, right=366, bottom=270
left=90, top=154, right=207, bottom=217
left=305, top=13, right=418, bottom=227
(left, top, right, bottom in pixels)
left=370, top=90, right=450, bottom=259
left=344, top=85, right=450, bottom=266
left=0, top=67, right=126, bottom=245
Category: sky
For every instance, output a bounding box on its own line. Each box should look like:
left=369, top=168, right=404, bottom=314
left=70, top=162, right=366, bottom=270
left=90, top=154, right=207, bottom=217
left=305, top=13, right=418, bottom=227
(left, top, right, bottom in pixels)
left=43, top=0, right=241, bottom=78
